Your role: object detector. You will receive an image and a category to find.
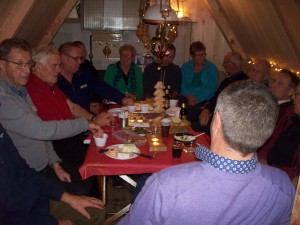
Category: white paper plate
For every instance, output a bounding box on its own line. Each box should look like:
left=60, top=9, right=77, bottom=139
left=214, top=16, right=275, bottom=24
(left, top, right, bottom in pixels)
left=108, top=108, right=125, bottom=116
left=105, top=144, right=140, bottom=160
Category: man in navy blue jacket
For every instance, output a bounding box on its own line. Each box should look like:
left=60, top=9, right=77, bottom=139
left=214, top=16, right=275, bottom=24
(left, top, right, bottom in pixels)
left=57, top=42, right=133, bottom=111
left=0, top=123, right=105, bottom=225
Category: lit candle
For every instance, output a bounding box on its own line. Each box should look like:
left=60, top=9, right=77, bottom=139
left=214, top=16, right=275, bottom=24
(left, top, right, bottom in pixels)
left=137, top=119, right=143, bottom=122
left=152, top=138, right=159, bottom=142
left=153, top=141, right=159, bottom=146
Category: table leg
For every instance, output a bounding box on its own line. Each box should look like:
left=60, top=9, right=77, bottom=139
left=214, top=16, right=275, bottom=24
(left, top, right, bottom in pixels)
left=104, top=175, right=137, bottom=224
left=97, top=175, right=106, bottom=205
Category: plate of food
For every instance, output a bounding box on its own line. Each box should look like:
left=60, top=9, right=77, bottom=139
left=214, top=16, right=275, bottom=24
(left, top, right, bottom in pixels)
left=105, top=144, right=140, bottom=160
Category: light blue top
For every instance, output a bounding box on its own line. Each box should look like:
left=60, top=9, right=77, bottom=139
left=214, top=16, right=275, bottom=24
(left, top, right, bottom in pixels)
left=181, top=59, right=218, bottom=103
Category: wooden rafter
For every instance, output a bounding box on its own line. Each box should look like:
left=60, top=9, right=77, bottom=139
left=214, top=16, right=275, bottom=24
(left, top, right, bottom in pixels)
left=204, top=0, right=246, bottom=58
left=0, top=0, right=37, bottom=40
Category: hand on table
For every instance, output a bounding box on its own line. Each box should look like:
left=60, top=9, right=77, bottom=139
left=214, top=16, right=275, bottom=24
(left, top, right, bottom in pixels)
left=93, top=112, right=112, bottom=127
left=60, top=192, right=105, bottom=219
left=52, top=162, right=71, bottom=182
left=88, top=121, right=103, bottom=137
left=199, top=108, right=211, bottom=126
left=122, top=97, right=134, bottom=106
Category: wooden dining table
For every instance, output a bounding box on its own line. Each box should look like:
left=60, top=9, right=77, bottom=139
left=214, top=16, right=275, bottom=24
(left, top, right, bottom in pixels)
left=79, top=123, right=210, bottom=224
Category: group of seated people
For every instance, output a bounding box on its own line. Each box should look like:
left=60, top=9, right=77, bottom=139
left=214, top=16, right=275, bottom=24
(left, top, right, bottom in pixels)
left=0, top=36, right=299, bottom=224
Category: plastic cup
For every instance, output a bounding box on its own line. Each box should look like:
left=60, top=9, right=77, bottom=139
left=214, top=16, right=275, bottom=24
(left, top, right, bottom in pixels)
left=172, top=141, right=183, bottom=158
left=170, top=99, right=179, bottom=108
left=141, top=104, right=150, bottom=112
left=160, top=118, right=171, bottom=137
left=127, top=105, right=136, bottom=113
left=94, top=133, right=108, bottom=147
left=119, top=118, right=128, bottom=128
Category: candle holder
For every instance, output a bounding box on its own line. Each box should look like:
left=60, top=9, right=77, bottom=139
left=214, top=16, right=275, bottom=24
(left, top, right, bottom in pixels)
left=146, top=134, right=167, bottom=152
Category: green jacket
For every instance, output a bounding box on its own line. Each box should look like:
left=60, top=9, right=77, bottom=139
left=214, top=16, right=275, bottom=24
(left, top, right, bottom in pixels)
left=104, top=62, right=144, bottom=100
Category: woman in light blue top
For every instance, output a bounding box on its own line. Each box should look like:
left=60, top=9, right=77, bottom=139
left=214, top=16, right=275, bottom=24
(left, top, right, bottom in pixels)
left=181, top=41, right=218, bottom=106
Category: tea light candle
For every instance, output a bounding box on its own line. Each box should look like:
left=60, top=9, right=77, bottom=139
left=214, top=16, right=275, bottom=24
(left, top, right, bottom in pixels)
left=152, top=138, right=159, bottom=142
left=153, top=141, right=159, bottom=146
left=137, top=119, right=143, bottom=122
left=129, top=119, right=135, bottom=122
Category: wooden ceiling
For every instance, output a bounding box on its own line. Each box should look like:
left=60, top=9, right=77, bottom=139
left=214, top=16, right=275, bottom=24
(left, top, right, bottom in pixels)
left=205, top=0, right=300, bottom=73
left=0, top=0, right=299, bottom=73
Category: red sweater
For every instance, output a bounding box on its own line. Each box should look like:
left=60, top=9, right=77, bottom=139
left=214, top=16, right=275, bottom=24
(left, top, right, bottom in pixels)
left=27, top=74, right=74, bottom=121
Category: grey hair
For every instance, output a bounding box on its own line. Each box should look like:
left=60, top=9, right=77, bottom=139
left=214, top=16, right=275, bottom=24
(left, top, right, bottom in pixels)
left=229, top=52, right=242, bottom=67
left=119, top=44, right=137, bottom=58
left=31, top=45, right=59, bottom=65
left=215, top=80, right=278, bottom=155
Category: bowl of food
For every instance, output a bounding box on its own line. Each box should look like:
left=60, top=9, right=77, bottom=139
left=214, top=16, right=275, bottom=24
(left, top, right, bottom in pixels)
left=173, top=133, right=196, bottom=144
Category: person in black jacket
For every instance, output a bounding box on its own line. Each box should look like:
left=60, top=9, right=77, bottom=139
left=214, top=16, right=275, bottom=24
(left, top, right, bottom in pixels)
left=0, top=123, right=105, bottom=225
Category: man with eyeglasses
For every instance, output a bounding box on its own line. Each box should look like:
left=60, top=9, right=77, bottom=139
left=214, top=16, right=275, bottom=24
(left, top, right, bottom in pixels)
left=143, top=43, right=182, bottom=100
left=190, top=51, right=248, bottom=134
left=248, top=59, right=271, bottom=86
left=258, top=70, right=300, bottom=179
left=57, top=42, right=133, bottom=112
left=0, top=38, right=103, bottom=196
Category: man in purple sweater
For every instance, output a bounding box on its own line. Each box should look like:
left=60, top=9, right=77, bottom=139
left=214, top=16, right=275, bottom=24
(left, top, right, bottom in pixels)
left=118, top=80, right=295, bottom=225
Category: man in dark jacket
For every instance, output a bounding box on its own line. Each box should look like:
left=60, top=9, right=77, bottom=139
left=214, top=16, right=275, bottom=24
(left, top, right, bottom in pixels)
left=0, top=123, right=105, bottom=225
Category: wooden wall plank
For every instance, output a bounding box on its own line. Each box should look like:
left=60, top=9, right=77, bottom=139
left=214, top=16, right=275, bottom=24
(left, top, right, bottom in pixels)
left=184, top=0, right=231, bottom=70
left=0, top=0, right=37, bottom=40
left=15, top=0, right=78, bottom=47
left=204, top=0, right=246, bottom=58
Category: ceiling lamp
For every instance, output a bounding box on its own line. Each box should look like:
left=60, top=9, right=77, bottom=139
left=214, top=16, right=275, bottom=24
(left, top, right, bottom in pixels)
left=137, top=0, right=179, bottom=60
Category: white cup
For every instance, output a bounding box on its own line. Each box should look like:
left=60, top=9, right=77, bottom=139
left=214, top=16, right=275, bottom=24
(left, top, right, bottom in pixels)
left=141, top=104, right=150, bottom=112
left=127, top=105, right=136, bottom=113
left=94, top=133, right=108, bottom=147
left=170, top=99, right=179, bottom=108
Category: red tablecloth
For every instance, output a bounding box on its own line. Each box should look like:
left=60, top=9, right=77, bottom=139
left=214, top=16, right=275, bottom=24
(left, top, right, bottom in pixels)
left=79, top=129, right=210, bottom=179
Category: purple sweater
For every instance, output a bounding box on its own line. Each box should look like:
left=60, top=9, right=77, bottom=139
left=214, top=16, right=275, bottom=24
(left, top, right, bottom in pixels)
left=118, top=152, right=295, bottom=225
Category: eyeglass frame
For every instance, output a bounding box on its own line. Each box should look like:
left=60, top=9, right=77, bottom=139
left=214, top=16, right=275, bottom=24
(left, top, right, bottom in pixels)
left=0, top=58, right=35, bottom=69
left=64, top=53, right=82, bottom=62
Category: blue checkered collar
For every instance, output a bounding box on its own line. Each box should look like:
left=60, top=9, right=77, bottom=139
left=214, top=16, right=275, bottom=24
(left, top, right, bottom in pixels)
left=195, top=145, right=258, bottom=174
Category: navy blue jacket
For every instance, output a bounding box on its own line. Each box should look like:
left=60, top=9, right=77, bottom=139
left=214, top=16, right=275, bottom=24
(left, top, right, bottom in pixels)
left=57, top=68, right=125, bottom=111
left=206, top=71, right=248, bottom=112
left=0, top=124, right=64, bottom=225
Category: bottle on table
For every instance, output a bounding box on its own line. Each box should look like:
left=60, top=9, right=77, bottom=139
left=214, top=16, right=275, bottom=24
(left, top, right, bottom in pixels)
left=180, top=101, right=188, bottom=120
left=164, top=85, right=171, bottom=110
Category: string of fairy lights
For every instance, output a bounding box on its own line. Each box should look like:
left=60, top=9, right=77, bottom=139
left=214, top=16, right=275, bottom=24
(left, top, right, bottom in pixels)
left=248, top=60, right=300, bottom=77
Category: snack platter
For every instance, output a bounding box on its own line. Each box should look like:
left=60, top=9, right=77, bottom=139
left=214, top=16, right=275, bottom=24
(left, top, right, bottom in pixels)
left=112, top=130, right=147, bottom=146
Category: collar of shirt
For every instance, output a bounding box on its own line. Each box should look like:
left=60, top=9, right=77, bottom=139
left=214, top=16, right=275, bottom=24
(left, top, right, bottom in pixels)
left=278, top=99, right=290, bottom=105
left=195, top=145, right=258, bottom=174
left=9, top=85, right=27, bottom=99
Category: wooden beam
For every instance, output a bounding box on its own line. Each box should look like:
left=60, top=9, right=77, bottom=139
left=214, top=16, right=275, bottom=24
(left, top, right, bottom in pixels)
left=0, top=0, right=37, bottom=40
left=273, top=0, right=300, bottom=62
left=204, top=0, right=246, bottom=58
left=37, top=0, right=78, bottom=46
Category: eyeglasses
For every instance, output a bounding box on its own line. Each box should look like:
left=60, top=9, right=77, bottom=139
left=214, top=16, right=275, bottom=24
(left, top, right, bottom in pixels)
left=194, top=52, right=206, bottom=57
left=64, top=54, right=82, bottom=62
left=223, top=61, right=233, bottom=65
left=248, top=67, right=266, bottom=74
left=1, top=59, right=34, bottom=69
